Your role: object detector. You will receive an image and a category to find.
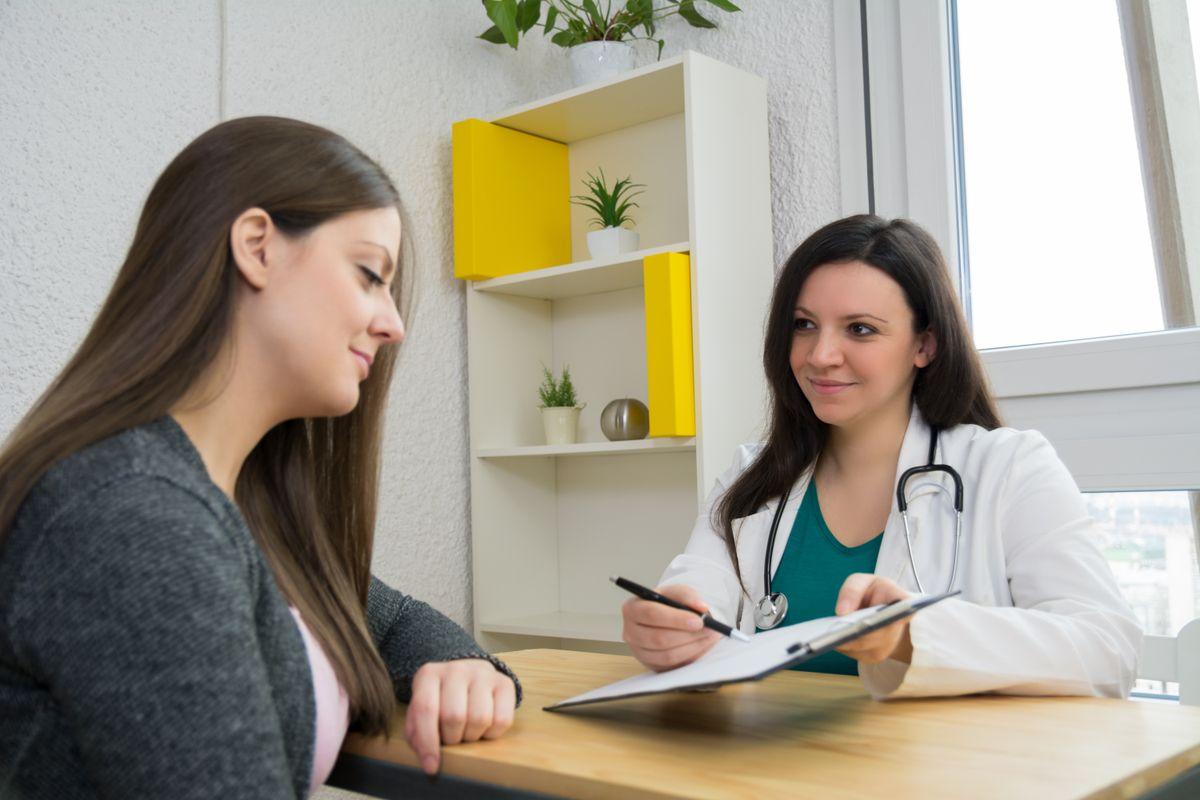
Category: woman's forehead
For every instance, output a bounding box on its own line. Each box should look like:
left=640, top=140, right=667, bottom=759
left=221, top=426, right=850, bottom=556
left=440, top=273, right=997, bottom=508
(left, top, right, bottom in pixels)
left=798, top=261, right=908, bottom=311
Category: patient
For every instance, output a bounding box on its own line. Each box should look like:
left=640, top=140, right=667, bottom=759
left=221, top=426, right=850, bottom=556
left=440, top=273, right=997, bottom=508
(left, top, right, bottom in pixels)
left=0, top=116, right=516, bottom=798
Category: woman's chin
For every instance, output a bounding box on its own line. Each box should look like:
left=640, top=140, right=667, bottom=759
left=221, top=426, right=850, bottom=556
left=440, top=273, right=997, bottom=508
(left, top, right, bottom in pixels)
left=807, top=398, right=855, bottom=427
left=305, top=386, right=361, bottom=419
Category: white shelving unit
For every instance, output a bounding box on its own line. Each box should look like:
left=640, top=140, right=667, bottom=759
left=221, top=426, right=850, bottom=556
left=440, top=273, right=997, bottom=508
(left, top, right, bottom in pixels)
left=476, top=437, right=695, bottom=460
left=462, top=52, right=774, bottom=651
left=473, top=242, right=690, bottom=300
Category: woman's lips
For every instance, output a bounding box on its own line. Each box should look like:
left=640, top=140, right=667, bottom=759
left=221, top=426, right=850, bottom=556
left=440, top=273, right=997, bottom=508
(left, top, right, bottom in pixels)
left=809, top=378, right=854, bottom=395
left=351, top=349, right=372, bottom=377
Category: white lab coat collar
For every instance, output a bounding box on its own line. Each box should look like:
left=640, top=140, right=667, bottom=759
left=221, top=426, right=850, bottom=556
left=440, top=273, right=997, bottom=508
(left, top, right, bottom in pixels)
left=892, top=405, right=951, bottom=511
left=755, top=404, right=945, bottom=580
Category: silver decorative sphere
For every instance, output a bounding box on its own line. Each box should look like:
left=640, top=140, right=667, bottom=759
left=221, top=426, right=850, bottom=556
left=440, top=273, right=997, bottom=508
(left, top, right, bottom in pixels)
left=600, top=398, right=649, bottom=441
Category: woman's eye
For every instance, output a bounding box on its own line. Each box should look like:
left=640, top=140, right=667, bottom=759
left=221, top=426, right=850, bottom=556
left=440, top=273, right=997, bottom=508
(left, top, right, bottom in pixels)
left=793, top=318, right=814, bottom=331
left=849, top=323, right=877, bottom=336
left=358, top=265, right=385, bottom=287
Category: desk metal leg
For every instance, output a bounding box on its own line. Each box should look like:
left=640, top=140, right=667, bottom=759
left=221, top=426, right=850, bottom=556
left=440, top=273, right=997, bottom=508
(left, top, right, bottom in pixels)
left=326, top=753, right=566, bottom=800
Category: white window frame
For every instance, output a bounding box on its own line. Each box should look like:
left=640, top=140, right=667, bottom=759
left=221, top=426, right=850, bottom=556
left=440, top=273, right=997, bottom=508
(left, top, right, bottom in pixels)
left=833, top=0, right=1200, bottom=495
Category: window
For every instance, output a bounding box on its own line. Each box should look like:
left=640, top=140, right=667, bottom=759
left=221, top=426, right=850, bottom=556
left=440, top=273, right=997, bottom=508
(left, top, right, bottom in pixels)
left=957, top=0, right=1162, bottom=350
left=833, top=0, right=1200, bottom=696
left=1088, top=491, right=1200, bottom=637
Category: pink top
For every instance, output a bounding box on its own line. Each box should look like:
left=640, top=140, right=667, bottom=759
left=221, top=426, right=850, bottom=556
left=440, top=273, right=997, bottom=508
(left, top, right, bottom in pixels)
left=289, top=606, right=350, bottom=795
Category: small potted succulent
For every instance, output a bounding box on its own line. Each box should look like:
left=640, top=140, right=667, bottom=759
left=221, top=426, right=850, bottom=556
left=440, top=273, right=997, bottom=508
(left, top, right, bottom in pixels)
left=478, top=0, right=742, bottom=86
left=538, top=364, right=585, bottom=445
left=571, top=168, right=645, bottom=259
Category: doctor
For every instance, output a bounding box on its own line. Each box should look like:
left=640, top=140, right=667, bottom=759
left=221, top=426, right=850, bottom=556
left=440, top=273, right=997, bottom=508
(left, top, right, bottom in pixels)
left=621, top=214, right=1141, bottom=699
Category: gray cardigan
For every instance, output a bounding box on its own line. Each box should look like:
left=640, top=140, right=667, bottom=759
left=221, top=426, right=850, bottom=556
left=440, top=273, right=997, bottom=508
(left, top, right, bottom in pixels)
left=0, top=417, right=520, bottom=799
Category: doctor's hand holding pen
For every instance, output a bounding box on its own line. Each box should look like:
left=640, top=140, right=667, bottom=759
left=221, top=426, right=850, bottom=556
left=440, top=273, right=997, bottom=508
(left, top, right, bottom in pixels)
left=621, top=574, right=915, bottom=671
left=620, top=583, right=723, bottom=671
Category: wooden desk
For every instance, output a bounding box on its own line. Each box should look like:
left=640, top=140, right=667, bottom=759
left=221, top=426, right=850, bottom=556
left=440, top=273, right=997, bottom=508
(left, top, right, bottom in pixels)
left=331, top=649, right=1200, bottom=799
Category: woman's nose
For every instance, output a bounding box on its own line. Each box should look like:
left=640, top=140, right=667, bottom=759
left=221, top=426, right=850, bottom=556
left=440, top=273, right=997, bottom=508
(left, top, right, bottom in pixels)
left=372, top=299, right=405, bottom=344
left=807, top=332, right=842, bottom=366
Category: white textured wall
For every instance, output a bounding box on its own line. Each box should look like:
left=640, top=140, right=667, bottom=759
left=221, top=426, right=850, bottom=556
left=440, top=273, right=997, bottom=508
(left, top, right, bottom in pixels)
left=1, top=5, right=839, bottom=793
left=218, top=0, right=840, bottom=629
left=0, top=1, right=220, bottom=433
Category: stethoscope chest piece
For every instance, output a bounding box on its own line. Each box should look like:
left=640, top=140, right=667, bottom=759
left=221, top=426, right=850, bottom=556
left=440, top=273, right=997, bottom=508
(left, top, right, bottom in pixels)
left=753, top=591, right=788, bottom=630
left=751, top=427, right=965, bottom=627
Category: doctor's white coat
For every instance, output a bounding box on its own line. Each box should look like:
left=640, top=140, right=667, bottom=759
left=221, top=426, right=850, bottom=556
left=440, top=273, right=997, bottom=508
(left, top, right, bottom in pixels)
left=659, top=407, right=1142, bottom=699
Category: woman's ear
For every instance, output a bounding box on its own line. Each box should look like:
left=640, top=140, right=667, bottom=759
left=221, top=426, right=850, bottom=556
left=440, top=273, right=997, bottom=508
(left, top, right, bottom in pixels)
left=914, top=329, right=938, bottom=369
left=229, top=207, right=274, bottom=290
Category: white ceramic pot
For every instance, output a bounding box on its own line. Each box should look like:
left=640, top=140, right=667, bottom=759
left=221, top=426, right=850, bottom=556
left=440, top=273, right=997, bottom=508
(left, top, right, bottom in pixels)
left=568, top=41, right=635, bottom=87
left=586, top=226, right=640, bottom=260
left=541, top=406, right=583, bottom=445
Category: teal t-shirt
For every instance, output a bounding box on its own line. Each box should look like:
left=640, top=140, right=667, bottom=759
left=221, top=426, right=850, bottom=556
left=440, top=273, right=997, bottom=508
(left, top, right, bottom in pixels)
left=759, top=481, right=883, bottom=675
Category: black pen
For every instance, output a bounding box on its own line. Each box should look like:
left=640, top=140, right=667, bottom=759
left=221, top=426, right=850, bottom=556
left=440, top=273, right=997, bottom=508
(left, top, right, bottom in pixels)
left=610, top=575, right=751, bottom=642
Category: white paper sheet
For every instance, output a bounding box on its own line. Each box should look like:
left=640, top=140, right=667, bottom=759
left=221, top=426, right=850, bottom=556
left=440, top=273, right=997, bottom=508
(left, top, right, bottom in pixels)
left=547, top=605, right=885, bottom=710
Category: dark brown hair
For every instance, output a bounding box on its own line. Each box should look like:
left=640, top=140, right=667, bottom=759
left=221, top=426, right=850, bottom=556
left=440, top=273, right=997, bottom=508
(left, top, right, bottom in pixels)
left=714, top=214, right=1002, bottom=592
left=0, top=116, right=415, bottom=735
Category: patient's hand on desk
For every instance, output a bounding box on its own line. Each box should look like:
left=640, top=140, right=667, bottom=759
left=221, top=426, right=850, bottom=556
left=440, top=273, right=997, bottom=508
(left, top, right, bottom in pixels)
left=405, top=659, right=517, bottom=775
left=621, top=583, right=722, bottom=672
left=833, top=573, right=914, bottom=665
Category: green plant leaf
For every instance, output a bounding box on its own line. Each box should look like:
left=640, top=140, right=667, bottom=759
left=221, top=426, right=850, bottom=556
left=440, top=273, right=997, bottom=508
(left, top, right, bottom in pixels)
left=485, top=0, right=522, bottom=47
left=559, top=365, right=577, bottom=406
left=478, top=25, right=508, bottom=44
left=570, top=168, right=647, bottom=228
left=551, top=27, right=579, bottom=47
left=517, top=0, right=542, bottom=32
left=582, top=0, right=605, bottom=31
left=543, top=3, right=558, bottom=33
left=678, top=0, right=716, bottom=28
left=702, top=0, right=740, bottom=12
left=537, top=363, right=579, bottom=407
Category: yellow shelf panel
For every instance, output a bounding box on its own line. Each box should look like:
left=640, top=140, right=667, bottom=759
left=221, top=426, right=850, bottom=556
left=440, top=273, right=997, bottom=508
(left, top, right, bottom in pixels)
left=452, top=118, right=570, bottom=281
left=643, top=252, right=696, bottom=438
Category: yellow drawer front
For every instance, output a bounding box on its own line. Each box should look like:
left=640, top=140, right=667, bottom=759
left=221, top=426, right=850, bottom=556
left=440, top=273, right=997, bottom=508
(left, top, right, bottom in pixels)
left=452, top=118, right=571, bottom=281
left=643, top=252, right=695, bottom=437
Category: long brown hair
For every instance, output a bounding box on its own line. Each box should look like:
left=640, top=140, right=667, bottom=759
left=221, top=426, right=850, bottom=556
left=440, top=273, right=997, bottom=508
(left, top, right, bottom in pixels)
left=714, top=214, right=1002, bottom=593
left=0, top=116, right=414, bottom=735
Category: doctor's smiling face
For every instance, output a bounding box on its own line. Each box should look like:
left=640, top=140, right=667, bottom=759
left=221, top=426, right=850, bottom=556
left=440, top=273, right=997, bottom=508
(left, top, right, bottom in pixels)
left=790, top=259, right=936, bottom=431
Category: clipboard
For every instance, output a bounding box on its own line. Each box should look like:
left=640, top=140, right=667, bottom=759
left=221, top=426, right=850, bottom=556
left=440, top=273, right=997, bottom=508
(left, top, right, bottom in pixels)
left=545, top=590, right=960, bottom=711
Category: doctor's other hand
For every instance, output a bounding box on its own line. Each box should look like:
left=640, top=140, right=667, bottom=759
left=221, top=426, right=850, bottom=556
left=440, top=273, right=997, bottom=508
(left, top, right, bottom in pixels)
left=405, top=659, right=517, bottom=776
left=621, top=583, right=721, bottom=672
left=833, top=573, right=914, bottom=665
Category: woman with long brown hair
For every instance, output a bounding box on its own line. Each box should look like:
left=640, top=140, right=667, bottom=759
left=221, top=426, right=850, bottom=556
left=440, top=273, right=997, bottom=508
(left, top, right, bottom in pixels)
left=0, top=116, right=516, bottom=798
left=621, top=215, right=1140, bottom=698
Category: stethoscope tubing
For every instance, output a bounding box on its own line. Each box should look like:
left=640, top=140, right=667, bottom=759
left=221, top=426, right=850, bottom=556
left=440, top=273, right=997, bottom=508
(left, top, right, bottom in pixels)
left=754, top=428, right=965, bottom=630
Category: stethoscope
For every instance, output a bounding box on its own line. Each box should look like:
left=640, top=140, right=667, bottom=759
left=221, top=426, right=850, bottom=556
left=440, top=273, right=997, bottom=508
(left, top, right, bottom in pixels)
left=753, top=428, right=965, bottom=630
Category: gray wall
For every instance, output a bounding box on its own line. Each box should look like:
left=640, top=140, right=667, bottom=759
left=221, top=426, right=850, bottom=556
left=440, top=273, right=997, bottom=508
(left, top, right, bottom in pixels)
left=0, top=3, right=840, bottom=793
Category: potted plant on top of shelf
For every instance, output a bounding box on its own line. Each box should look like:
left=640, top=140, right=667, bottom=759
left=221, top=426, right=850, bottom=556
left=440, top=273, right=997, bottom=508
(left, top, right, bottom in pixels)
left=478, top=0, right=742, bottom=87
left=572, top=168, right=645, bottom=259
left=538, top=364, right=586, bottom=445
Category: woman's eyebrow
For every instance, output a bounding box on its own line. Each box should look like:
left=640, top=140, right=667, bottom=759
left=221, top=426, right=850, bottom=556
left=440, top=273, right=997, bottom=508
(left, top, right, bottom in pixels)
left=356, top=240, right=396, bottom=277
left=794, top=304, right=889, bottom=324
